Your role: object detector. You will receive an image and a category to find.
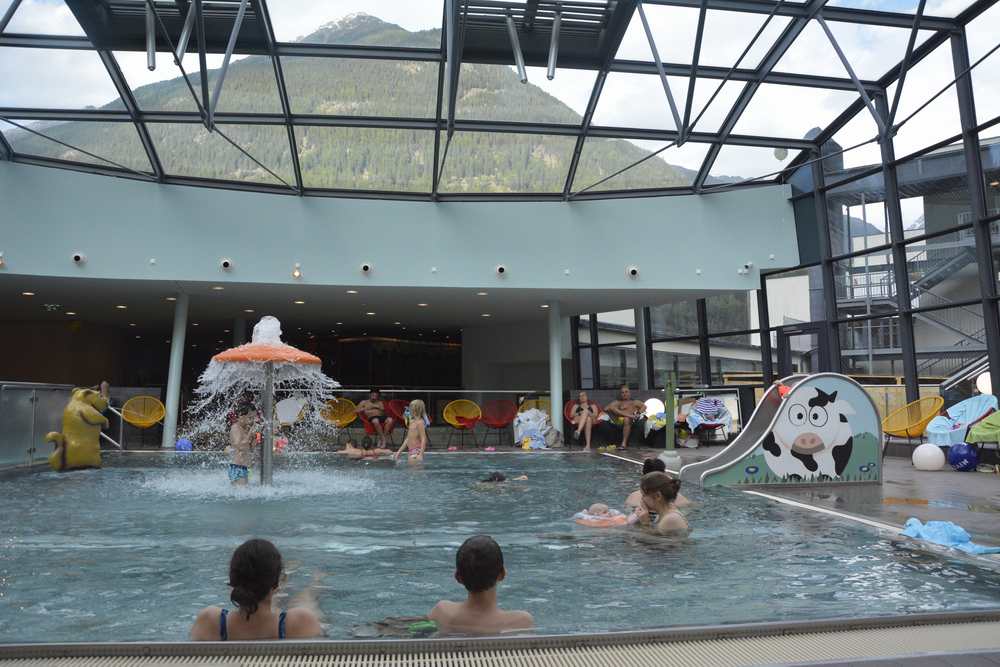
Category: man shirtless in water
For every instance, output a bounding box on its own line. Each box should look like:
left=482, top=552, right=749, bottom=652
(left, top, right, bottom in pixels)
left=355, top=388, right=395, bottom=448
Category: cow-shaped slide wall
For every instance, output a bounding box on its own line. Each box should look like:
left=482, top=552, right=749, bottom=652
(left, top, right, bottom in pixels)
left=679, top=373, right=882, bottom=488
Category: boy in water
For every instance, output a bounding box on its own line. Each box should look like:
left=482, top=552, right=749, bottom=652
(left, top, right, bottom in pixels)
left=429, top=535, right=533, bottom=635
left=228, top=405, right=256, bottom=485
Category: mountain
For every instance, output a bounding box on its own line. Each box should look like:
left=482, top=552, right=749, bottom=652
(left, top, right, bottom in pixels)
left=5, top=14, right=699, bottom=193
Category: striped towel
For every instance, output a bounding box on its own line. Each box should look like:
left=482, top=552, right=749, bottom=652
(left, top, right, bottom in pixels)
left=693, top=397, right=723, bottom=419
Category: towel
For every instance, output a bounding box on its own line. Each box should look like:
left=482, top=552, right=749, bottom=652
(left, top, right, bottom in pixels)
left=901, top=518, right=1000, bottom=555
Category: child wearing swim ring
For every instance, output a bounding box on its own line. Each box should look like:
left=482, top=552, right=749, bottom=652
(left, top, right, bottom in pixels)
left=574, top=502, right=628, bottom=527
left=394, top=399, right=428, bottom=464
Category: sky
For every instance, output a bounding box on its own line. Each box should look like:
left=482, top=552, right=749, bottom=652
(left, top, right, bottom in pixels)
left=0, top=0, right=997, bottom=182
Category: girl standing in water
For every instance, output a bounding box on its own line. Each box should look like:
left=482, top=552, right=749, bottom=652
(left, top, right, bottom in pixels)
left=394, top=399, right=428, bottom=464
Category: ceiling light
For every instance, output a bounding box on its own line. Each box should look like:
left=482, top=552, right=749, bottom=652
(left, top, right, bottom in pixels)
left=135, top=335, right=141, bottom=339
left=166, top=296, right=177, bottom=301
left=65, top=311, right=76, bottom=316
left=476, top=291, right=488, bottom=296
left=22, top=291, right=37, bottom=296
left=212, top=286, right=224, bottom=291
left=115, top=305, right=127, bottom=309
left=481, top=313, right=491, bottom=318
left=417, top=303, right=428, bottom=307
left=336, top=321, right=343, bottom=325
left=291, top=263, right=302, bottom=279
left=244, top=308, right=254, bottom=313
left=294, top=300, right=306, bottom=305
left=991, top=180, right=1000, bottom=187
left=192, top=323, right=199, bottom=326
left=129, top=323, right=136, bottom=327
left=346, top=289, right=358, bottom=294
left=394, top=321, right=401, bottom=325
left=540, top=304, right=550, bottom=309
left=366, top=312, right=376, bottom=316
left=224, top=329, right=230, bottom=333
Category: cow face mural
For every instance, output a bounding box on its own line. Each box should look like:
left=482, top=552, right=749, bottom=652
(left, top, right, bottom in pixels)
left=762, top=387, right=856, bottom=480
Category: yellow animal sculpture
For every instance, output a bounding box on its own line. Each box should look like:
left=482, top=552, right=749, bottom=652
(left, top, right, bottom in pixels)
left=46, top=388, right=109, bottom=471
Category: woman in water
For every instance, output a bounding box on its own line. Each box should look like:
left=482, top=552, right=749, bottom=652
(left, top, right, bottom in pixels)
left=568, top=390, right=599, bottom=451
left=624, top=458, right=689, bottom=512
left=633, top=472, right=689, bottom=535
left=394, top=399, right=428, bottom=464
left=190, top=539, right=323, bottom=640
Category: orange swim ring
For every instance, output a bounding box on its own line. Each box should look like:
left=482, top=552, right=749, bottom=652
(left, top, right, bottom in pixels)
left=573, top=510, right=629, bottom=528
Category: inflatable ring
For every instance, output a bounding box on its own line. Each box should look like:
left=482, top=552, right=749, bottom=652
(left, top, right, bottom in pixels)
left=573, top=510, right=628, bottom=528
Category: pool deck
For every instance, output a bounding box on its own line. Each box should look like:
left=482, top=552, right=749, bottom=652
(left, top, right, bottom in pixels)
left=614, top=446, right=1000, bottom=547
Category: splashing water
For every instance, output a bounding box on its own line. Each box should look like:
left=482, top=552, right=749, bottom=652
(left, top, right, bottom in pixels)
left=140, top=468, right=375, bottom=500
left=183, top=316, right=341, bottom=449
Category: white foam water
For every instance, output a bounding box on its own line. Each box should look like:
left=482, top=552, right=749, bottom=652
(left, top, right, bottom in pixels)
left=139, top=469, right=375, bottom=500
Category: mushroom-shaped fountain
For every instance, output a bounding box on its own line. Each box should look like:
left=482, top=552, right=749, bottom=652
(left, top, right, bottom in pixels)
left=191, top=316, right=339, bottom=485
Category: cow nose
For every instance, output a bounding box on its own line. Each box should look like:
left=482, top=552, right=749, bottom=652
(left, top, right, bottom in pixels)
left=793, top=433, right=822, bottom=449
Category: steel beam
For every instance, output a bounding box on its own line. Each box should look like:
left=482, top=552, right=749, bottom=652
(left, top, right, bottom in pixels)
left=432, top=1, right=447, bottom=198
left=98, top=49, right=164, bottom=181
left=208, top=0, right=250, bottom=125
left=694, top=0, right=826, bottom=190
left=888, top=0, right=927, bottom=128
left=816, top=15, right=888, bottom=137
left=682, top=0, right=709, bottom=140
left=0, top=34, right=91, bottom=49
left=756, top=288, right=774, bottom=384
left=276, top=43, right=440, bottom=61
left=193, top=0, right=211, bottom=127
left=0, top=131, right=12, bottom=160
left=810, top=154, right=843, bottom=374
left=952, top=29, right=1000, bottom=404
left=611, top=59, right=877, bottom=91
left=643, top=0, right=957, bottom=30
left=547, top=10, right=560, bottom=80
left=175, top=0, right=197, bottom=64
left=505, top=14, right=528, bottom=83
left=636, top=1, right=685, bottom=139
left=0, top=0, right=22, bottom=32
left=257, top=0, right=303, bottom=194
left=145, top=0, right=156, bottom=70
left=696, top=299, right=712, bottom=385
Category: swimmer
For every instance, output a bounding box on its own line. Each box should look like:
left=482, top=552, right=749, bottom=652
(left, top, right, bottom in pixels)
left=480, top=472, right=528, bottom=483
left=228, top=404, right=256, bottom=486
left=429, top=535, right=533, bottom=636
left=574, top=503, right=628, bottom=527
left=394, top=399, right=428, bottom=464
left=587, top=502, right=613, bottom=516
left=633, top=472, right=689, bottom=535
left=190, top=539, right=323, bottom=640
left=625, top=458, right=690, bottom=512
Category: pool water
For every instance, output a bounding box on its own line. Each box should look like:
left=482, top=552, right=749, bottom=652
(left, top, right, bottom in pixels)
left=2, top=452, right=1000, bottom=642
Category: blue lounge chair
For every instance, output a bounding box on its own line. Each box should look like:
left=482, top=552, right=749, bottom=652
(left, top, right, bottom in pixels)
left=924, top=394, right=997, bottom=447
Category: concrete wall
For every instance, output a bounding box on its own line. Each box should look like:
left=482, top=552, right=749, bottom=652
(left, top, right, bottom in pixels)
left=0, top=163, right=798, bottom=292
left=0, top=321, right=127, bottom=386
left=461, top=320, right=572, bottom=390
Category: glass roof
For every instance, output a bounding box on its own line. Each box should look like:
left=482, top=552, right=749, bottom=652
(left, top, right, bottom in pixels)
left=0, top=0, right=995, bottom=200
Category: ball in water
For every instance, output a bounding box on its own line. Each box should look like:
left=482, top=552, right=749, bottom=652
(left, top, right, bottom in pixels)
left=912, top=443, right=945, bottom=471
left=947, top=443, right=978, bottom=472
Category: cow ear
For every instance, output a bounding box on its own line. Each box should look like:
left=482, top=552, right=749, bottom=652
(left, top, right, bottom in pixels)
left=828, top=391, right=837, bottom=403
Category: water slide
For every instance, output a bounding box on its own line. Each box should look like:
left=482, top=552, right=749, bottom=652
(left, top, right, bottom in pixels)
left=678, top=373, right=883, bottom=488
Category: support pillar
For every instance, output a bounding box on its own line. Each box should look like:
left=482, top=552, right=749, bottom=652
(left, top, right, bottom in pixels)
left=161, top=293, right=189, bottom=448
left=548, top=301, right=563, bottom=437
left=635, top=307, right=650, bottom=390
left=232, top=317, right=247, bottom=347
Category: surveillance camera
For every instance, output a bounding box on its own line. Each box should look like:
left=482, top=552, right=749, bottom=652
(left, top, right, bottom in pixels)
left=360, top=262, right=373, bottom=275
left=220, top=258, right=233, bottom=271
left=72, top=252, right=87, bottom=265
left=626, top=265, right=640, bottom=279
left=496, top=264, right=507, bottom=276
left=744, top=262, right=753, bottom=270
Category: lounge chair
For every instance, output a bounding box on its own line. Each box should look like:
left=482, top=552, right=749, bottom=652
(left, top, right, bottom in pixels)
left=924, top=394, right=997, bottom=447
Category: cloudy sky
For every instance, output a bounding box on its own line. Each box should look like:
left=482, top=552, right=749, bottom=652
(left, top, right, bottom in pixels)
left=0, top=0, right=996, bottom=183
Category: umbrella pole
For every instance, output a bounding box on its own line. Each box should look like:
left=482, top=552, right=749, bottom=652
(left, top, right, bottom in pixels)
left=261, top=361, right=274, bottom=485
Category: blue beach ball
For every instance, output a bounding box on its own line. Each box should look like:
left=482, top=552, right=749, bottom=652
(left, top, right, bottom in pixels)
left=175, top=438, right=193, bottom=452
left=947, top=443, right=978, bottom=472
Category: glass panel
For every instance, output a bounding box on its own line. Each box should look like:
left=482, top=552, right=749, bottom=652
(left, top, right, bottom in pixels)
left=897, top=144, right=972, bottom=235
left=652, top=342, right=702, bottom=388
left=4, top=0, right=85, bottom=35
left=700, top=10, right=792, bottom=70
left=456, top=64, right=596, bottom=124
left=597, top=310, right=636, bottom=345
left=826, top=174, right=889, bottom=256
left=907, top=234, right=980, bottom=307
left=1, top=119, right=152, bottom=173
left=984, top=133, right=1000, bottom=238
left=821, top=108, right=882, bottom=174
left=615, top=4, right=700, bottom=63
left=709, top=333, right=761, bottom=385
left=967, top=1, right=1000, bottom=125
left=599, top=344, right=639, bottom=389
left=650, top=301, right=699, bottom=338
left=437, top=132, right=575, bottom=193
left=284, top=57, right=436, bottom=118
left=579, top=346, right=594, bottom=390
left=577, top=314, right=592, bottom=346
left=913, top=304, right=985, bottom=382
left=149, top=123, right=294, bottom=186
left=765, top=267, right=822, bottom=326
left=887, top=44, right=962, bottom=159
left=776, top=20, right=932, bottom=80
left=837, top=317, right=902, bottom=378
left=591, top=73, right=743, bottom=134
left=268, top=5, right=443, bottom=47
left=827, top=0, right=920, bottom=11
left=706, top=292, right=753, bottom=335
left=834, top=249, right=895, bottom=320
left=572, top=138, right=707, bottom=192
left=295, top=126, right=432, bottom=191
left=733, top=83, right=860, bottom=140
left=0, top=47, right=120, bottom=109
left=115, top=52, right=282, bottom=114
left=708, top=145, right=799, bottom=183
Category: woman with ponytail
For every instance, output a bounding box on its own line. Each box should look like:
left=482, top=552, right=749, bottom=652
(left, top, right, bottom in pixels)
left=634, top=472, right=689, bottom=535
left=190, top=539, right=323, bottom=640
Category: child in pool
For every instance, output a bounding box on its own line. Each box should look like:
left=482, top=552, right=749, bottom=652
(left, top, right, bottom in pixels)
left=228, top=404, right=256, bottom=485
left=429, top=535, right=533, bottom=636
left=633, top=472, right=689, bottom=535
left=394, top=399, right=428, bottom=464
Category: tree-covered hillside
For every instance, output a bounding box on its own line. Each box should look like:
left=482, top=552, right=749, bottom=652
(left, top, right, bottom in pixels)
left=6, top=13, right=699, bottom=193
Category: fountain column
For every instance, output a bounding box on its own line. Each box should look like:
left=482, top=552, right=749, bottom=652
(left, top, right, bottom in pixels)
left=161, top=293, right=189, bottom=448
left=260, top=361, right=274, bottom=485
left=548, top=300, right=563, bottom=439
